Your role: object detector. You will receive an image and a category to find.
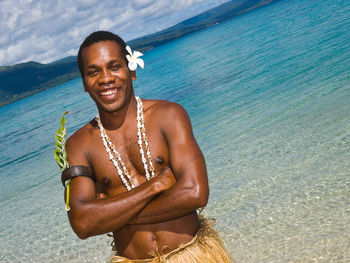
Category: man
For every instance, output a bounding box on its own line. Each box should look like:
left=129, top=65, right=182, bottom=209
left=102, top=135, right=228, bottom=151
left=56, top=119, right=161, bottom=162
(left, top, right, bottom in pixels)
left=63, top=31, right=233, bottom=262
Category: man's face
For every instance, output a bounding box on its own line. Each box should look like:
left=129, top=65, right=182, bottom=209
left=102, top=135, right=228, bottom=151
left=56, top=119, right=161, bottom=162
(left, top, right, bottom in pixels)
left=81, top=40, right=136, bottom=113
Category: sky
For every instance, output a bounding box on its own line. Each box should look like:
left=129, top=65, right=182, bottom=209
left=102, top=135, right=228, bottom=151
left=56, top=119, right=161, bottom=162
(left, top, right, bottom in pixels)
left=0, top=0, right=230, bottom=66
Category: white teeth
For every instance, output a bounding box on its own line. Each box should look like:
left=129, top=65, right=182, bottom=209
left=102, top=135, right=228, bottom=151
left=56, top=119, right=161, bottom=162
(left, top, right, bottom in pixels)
left=101, top=89, right=117, bottom=96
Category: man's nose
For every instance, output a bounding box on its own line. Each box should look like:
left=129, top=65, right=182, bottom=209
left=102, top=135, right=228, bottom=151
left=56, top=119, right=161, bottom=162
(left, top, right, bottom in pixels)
left=98, top=69, right=115, bottom=85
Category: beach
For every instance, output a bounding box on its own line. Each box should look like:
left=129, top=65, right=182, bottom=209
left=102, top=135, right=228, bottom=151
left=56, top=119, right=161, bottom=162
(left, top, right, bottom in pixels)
left=1, top=0, right=350, bottom=262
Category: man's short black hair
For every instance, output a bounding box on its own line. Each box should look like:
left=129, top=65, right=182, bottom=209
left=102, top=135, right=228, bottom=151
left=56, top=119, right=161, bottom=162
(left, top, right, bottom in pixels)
left=77, top=31, right=128, bottom=77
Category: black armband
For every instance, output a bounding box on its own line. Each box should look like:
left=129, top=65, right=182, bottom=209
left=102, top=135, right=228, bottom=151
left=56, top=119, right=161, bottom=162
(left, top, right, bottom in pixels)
left=61, top=165, right=96, bottom=187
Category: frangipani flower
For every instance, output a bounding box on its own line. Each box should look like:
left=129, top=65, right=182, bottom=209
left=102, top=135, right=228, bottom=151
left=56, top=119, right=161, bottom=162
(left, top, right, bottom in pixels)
left=126, top=45, right=144, bottom=71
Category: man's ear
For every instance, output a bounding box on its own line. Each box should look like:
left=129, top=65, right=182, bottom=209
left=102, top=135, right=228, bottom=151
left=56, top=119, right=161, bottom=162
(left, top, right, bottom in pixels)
left=131, top=71, right=136, bottom=81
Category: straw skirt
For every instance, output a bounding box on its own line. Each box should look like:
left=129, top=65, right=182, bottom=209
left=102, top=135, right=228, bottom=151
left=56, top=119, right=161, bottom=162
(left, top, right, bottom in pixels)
left=110, top=216, right=234, bottom=263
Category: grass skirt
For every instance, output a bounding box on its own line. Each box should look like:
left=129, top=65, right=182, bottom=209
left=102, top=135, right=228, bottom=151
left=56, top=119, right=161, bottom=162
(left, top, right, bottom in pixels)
left=110, top=216, right=234, bottom=263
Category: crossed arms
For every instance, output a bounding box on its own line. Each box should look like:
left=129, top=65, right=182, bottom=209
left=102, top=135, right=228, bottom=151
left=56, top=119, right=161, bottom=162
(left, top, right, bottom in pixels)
left=65, top=102, right=209, bottom=239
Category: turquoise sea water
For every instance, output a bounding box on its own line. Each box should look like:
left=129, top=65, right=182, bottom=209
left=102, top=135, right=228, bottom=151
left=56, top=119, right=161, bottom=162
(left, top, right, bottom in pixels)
left=1, top=0, right=349, bottom=262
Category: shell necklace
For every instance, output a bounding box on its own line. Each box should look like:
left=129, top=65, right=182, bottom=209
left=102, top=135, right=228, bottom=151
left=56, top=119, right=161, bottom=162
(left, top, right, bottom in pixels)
left=95, top=96, right=155, bottom=191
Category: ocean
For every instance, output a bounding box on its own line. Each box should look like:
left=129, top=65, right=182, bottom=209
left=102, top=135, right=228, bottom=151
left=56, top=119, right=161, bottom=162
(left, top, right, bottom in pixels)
left=1, top=0, right=349, bottom=262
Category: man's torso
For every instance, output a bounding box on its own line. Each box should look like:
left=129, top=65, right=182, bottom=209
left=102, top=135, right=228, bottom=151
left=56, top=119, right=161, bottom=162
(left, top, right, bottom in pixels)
left=77, top=99, right=199, bottom=259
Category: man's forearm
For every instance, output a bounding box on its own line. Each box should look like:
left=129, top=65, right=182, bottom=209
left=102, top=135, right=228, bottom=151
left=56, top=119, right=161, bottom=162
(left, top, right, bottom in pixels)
left=68, top=174, right=173, bottom=239
left=128, top=179, right=208, bottom=225
left=69, top=185, right=155, bottom=238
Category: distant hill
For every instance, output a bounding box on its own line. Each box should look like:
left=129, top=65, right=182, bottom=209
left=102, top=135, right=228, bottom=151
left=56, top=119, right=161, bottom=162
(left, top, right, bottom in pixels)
left=0, top=57, right=79, bottom=106
left=0, top=0, right=278, bottom=107
left=129, top=0, right=277, bottom=51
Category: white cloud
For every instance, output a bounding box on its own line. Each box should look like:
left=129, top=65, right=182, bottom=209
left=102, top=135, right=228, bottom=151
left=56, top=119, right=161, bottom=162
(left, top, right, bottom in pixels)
left=132, top=0, right=154, bottom=9
left=0, top=0, right=230, bottom=66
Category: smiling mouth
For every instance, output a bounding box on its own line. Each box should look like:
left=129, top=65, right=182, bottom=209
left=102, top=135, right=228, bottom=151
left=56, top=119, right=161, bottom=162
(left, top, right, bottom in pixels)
left=100, top=88, right=119, bottom=96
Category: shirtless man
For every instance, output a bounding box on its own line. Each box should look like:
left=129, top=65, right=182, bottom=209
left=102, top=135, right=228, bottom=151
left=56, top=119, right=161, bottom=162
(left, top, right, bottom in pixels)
left=64, top=31, right=232, bottom=262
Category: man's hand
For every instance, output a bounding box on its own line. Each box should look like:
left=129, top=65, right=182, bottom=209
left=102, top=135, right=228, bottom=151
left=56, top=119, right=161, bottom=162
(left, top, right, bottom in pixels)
left=152, top=167, right=176, bottom=192
left=95, top=169, right=175, bottom=199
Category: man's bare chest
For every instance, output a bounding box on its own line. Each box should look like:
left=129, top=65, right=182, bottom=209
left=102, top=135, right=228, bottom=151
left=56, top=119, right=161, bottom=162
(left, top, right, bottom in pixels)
left=88, top=123, right=169, bottom=194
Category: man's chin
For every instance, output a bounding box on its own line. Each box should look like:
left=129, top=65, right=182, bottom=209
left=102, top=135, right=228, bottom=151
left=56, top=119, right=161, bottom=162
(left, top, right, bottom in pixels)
left=93, top=89, right=133, bottom=114
left=96, top=100, right=128, bottom=114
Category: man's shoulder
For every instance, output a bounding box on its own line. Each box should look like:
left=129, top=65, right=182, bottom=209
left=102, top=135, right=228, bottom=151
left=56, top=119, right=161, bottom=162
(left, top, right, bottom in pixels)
left=143, top=99, right=188, bottom=118
left=143, top=99, right=191, bottom=133
left=65, top=119, right=97, bottom=166
left=66, top=119, right=97, bottom=149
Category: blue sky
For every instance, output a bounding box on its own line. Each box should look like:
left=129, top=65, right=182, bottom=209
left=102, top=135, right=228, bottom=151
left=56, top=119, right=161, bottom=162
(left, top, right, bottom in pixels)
left=0, top=0, right=230, bottom=66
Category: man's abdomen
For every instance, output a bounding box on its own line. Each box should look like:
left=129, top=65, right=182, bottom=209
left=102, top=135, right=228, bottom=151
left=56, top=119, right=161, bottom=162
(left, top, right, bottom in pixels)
left=114, top=211, right=200, bottom=259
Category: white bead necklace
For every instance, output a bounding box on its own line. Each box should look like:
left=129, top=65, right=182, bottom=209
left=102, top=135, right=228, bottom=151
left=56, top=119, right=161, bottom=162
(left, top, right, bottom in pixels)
left=95, top=96, right=155, bottom=191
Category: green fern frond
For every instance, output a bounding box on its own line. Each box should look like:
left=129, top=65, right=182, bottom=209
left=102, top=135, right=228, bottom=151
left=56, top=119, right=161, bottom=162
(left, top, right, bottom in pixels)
left=54, top=111, right=71, bottom=211
left=54, top=111, right=70, bottom=171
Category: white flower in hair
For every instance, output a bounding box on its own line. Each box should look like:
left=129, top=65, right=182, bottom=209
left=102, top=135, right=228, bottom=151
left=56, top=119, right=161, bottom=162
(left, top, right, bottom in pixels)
left=126, top=46, right=144, bottom=71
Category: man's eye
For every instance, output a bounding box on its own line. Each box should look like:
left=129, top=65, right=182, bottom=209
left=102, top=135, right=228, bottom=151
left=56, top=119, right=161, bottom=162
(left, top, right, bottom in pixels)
left=87, top=70, right=98, bottom=76
left=111, top=65, right=121, bottom=70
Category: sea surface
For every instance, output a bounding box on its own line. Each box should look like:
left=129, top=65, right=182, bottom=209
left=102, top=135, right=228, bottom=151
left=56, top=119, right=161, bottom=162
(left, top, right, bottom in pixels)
left=1, top=0, right=349, bottom=262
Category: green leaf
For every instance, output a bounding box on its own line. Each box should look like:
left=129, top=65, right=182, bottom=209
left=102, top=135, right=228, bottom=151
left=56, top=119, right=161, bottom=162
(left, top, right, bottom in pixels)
left=54, top=111, right=70, bottom=171
left=54, top=111, right=73, bottom=211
